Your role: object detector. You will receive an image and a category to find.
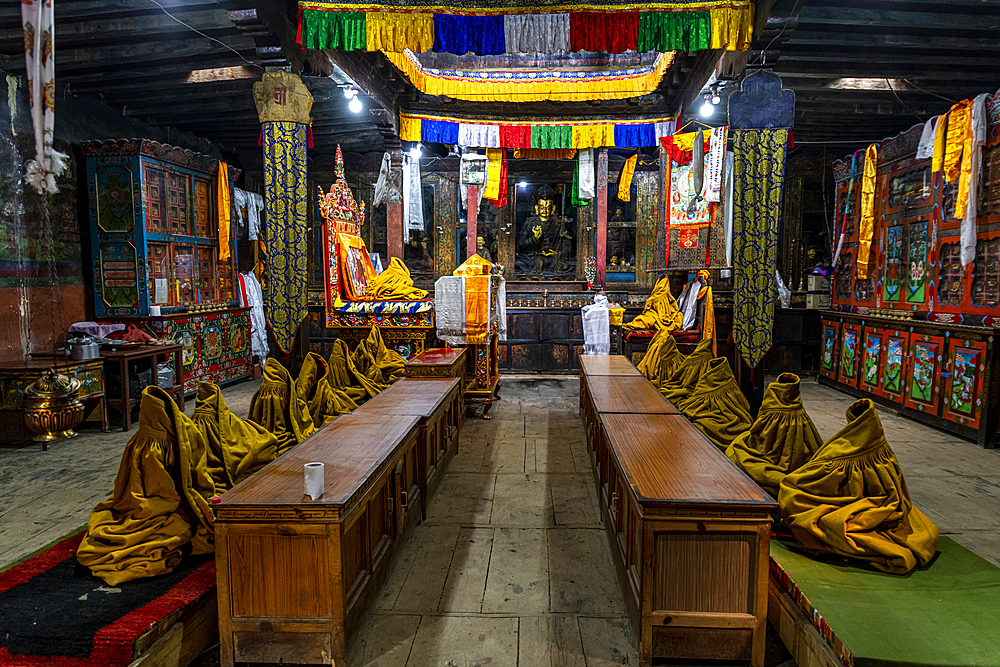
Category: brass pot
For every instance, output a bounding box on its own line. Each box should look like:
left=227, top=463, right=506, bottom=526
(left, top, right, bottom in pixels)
left=23, top=369, right=84, bottom=443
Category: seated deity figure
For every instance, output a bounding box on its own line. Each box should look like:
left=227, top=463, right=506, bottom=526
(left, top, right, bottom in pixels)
left=516, top=185, right=573, bottom=275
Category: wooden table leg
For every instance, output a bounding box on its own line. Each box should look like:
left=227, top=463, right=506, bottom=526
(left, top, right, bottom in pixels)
left=120, top=359, right=131, bottom=432
left=101, top=396, right=109, bottom=433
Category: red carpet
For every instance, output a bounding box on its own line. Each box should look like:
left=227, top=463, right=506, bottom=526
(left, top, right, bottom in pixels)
left=0, top=531, right=215, bottom=666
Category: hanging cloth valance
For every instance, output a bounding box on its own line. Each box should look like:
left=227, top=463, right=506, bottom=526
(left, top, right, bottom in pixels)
left=382, top=49, right=671, bottom=103
left=298, top=2, right=754, bottom=55
left=856, top=143, right=878, bottom=280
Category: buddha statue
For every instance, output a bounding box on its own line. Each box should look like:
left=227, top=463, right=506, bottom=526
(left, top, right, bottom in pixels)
left=516, top=185, right=573, bottom=275
left=476, top=234, right=493, bottom=263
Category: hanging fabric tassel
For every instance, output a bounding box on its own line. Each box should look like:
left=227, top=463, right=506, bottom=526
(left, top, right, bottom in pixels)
left=617, top=152, right=637, bottom=202
left=21, top=0, right=68, bottom=194
left=578, top=148, right=595, bottom=199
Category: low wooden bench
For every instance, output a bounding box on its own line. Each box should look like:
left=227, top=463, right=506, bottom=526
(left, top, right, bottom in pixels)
left=214, top=412, right=422, bottom=667
left=358, top=378, right=463, bottom=517
left=578, top=357, right=776, bottom=667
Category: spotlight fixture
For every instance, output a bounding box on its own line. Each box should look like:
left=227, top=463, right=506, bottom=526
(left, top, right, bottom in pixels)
left=712, top=93, right=721, bottom=105
left=409, top=144, right=422, bottom=159
left=518, top=181, right=528, bottom=188
left=700, top=94, right=714, bottom=118
left=343, top=86, right=356, bottom=99
left=349, top=95, right=362, bottom=113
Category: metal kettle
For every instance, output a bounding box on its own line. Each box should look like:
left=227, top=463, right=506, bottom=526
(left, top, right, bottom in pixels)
left=67, top=335, right=101, bottom=361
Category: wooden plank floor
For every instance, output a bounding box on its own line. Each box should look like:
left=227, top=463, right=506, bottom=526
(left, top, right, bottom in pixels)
left=3, top=376, right=998, bottom=666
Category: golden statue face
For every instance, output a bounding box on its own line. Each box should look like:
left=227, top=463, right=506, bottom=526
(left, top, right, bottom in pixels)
left=534, top=198, right=555, bottom=221
left=477, top=236, right=485, bottom=249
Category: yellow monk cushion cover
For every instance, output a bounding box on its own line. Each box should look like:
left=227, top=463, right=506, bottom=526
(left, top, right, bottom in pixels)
left=623, top=274, right=683, bottom=332
left=76, top=387, right=217, bottom=585
left=778, top=398, right=940, bottom=574
left=660, top=337, right=713, bottom=403
left=637, top=328, right=684, bottom=389
left=725, top=373, right=823, bottom=497
left=352, top=325, right=406, bottom=389
left=194, top=381, right=277, bottom=490
left=248, top=358, right=317, bottom=454
left=328, top=338, right=381, bottom=401
left=299, top=351, right=358, bottom=426
left=677, top=356, right=753, bottom=450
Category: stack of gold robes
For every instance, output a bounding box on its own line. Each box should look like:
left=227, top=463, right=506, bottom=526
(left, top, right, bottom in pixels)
left=248, top=358, right=317, bottom=454
left=637, top=328, right=684, bottom=390
left=623, top=274, right=684, bottom=332
left=677, top=356, right=753, bottom=449
left=778, top=398, right=940, bottom=574
left=351, top=325, right=406, bottom=390
left=327, top=338, right=381, bottom=402
left=725, top=373, right=823, bottom=497
left=194, top=381, right=277, bottom=491
left=76, top=387, right=217, bottom=585
left=367, top=257, right=429, bottom=300
left=660, top=337, right=713, bottom=403
left=298, top=351, right=358, bottom=427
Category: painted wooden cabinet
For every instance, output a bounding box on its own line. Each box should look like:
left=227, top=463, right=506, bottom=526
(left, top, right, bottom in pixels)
left=820, top=312, right=999, bottom=448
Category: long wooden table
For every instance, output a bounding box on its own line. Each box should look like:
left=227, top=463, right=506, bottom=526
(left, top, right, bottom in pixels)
left=215, top=375, right=467, bottom=667
left=357, top=378, right=463, bottom=516
left=579, top=356, right=776, bottom=667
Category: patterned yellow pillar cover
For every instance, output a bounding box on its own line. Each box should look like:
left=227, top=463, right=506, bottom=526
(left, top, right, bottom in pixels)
left=855, top=143, right=878, bottom=279
left=254, top=72, right=313, bottom=353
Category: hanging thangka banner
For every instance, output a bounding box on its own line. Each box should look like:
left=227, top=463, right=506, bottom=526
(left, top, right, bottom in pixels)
left=669, top=159, right=713, bottom=228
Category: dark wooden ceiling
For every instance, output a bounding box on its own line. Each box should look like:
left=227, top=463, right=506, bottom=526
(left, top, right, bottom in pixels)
left=2, top=0, right=997, bottom=169
left=0, top=0, right=385, bottom=172
left=762, top=0, right=1000, bottom=145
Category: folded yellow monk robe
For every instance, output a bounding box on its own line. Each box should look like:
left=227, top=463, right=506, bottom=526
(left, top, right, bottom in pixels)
left=328, top=338, right=381, bottom=401
left=298, top=351, right=358, bottom=426
left=194, top=381, right=277, bottom=491
left=623, top=274, right=683, bottom=332
left=726, top=373, right=823, bottom=496
left=367, top=257, right=429, bottom=301
left=248, top=358, right=317, bottom=455
left=677, top=356, right=753, bottom=450
left=778, top=398, right=940, bottom=574
left=637, top=328, right=684, bottom=389
left=352, top=325, right=406, bottom=388
left=660, top=337, right=713, bottom=403
left=77, top=387, right=217, bottom=585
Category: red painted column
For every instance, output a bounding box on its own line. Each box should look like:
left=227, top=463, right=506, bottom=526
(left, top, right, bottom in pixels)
left=596, top=149, right=608, bottom=286
left=467, top=185, right=478, bottom=261
left=387, top=148, right=403, bottom=261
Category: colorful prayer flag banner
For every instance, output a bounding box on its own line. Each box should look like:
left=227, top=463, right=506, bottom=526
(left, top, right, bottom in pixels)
left=399, top=110, right=677, bottom=148
left=297, top=1, right=753, bottom=55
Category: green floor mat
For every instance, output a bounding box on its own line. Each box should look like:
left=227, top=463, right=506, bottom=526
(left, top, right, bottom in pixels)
left=770, top=537, right=1000, bottom=667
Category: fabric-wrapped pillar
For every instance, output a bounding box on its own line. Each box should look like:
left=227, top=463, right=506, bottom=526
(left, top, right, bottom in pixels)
left=388, top=147, right=403, bottom=261
left=728, top=71, right=795, bottom=414
left=253, top=72, right=313, bottom=355
left=596, top=149, right=609, bottom=286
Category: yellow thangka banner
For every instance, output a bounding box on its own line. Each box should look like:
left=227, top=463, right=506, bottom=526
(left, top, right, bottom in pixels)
left=366, top=12, right=433, bottom=52
left=483, top=148, right=504, bottom=201
left=217, top=161, right=231, bottom=262
left=617, top=153, right=637, bottom=202
left=454, top=254, right=494, bottom=344
left=337, top=231, right=377, bottom=300
left=453, top=253, right=493, bottom=276
left=856, top=143, right=878, bottom=280
left=943, top=99, right=972, bottom=183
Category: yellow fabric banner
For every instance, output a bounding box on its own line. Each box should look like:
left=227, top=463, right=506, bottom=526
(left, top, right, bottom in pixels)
left=617, top=153, right=637, bottom=202
left=709, top=5, right=753, bottom=50
left=856, top=143, right=878, bottom=279
left=931, top=112, right=948, bottom=173
left=366, top=12, right=434, bottom=52
left=483, top=148, right=504, bottom=200
left=572, top=124, right=616, bottom=149
left=217, top=161, right=231, bottom=262
left=400, top=115, right=421, bottom=141
left=943, top=99, right=972, bottom=183
left=696, top=269, right=716, bottom=356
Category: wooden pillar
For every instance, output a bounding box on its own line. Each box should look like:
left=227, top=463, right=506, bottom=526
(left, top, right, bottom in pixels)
left=387, top=148, right=403, bottom=261
left=596, top=149, right=608, bottom=286
left=467, top=185, right=478, bottom=260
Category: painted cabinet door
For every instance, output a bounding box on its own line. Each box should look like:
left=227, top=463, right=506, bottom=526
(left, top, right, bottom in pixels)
left=880, top=329, right=909, bottom=403
left=904, top=333, right=945, bottom=414
left=820, top=319, right=841, bottom=380
left=942, top=338, right=990, bottom=430
left=859, top=326, right=885, bottom=397
left=838, top=322, right=862, bottom=388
